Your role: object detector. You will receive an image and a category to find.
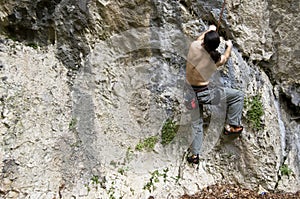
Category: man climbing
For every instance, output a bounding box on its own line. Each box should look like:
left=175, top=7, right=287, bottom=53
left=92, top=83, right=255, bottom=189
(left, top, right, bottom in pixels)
left=185, top=24, right=244, bottom=164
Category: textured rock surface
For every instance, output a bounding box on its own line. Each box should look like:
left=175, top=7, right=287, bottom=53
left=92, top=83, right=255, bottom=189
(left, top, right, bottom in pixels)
left=226, top=0, right=300, bottom=108
left=0, top=39, right=71, bottom=198
left=0, top=0, right=299, bottom=198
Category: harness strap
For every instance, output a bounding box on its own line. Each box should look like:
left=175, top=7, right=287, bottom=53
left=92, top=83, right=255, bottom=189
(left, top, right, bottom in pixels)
left=192, top=85, right=209, bottom=93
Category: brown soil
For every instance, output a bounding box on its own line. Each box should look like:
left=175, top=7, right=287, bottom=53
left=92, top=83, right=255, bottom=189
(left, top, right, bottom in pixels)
left=179, top=184, right=300, bottom=199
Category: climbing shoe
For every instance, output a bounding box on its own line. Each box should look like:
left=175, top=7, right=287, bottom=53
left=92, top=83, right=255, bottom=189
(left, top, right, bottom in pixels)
left=224, top=124, right=243, bottom=135
left=187, top=154, right=199, bottom=164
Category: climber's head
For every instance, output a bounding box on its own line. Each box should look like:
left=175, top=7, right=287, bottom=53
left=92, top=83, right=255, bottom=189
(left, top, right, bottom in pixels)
left=203, top=30, right=220, bottom=52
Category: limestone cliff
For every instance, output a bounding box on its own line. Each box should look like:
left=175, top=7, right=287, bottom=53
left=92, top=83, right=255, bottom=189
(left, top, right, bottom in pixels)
left=0, top=0, right=299, bottom=198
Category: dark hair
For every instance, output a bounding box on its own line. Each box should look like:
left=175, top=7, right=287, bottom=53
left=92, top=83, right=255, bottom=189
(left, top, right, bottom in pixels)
left=203, top=31, right=221, bottom=63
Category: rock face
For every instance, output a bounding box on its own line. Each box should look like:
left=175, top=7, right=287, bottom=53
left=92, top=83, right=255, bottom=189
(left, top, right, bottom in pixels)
left=0, top=0, right=299, bottom=198
left=226, top=0, right=300, bottom=108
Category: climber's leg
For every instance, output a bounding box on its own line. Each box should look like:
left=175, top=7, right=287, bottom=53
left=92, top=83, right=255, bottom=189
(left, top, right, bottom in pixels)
left=224, top=88, right=244, bottom=133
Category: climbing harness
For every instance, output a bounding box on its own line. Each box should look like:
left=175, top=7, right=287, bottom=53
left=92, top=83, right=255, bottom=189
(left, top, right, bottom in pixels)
left=217, top=0, right=226, bottom=32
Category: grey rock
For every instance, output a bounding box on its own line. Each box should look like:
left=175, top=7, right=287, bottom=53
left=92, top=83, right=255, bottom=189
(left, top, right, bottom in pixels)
left=0, top=0, right=299, bottom=198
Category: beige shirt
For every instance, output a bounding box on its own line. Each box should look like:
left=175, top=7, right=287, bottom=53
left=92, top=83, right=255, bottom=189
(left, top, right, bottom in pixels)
left=186, top=40, right=217, bottom=86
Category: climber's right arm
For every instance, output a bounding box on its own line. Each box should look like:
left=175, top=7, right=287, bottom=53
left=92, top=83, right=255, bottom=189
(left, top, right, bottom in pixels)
left=216, top=40, right=233, bottom=67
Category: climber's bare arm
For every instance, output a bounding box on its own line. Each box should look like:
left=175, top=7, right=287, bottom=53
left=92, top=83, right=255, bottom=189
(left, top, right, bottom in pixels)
left=216, top=40, right=233, bottom=67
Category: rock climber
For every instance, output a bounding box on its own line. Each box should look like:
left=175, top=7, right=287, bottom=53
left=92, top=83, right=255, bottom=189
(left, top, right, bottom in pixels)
left=185, top=24, right=244, bottom=164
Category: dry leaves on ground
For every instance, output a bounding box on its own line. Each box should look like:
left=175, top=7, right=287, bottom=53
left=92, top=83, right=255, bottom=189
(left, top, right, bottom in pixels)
left=180, top=184, right=300, bottom=199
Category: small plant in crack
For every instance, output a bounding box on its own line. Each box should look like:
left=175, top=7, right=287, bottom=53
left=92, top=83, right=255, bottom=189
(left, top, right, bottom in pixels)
left=84, top=184, right=91, bottom=192
left=280, top=164, right=292, bottom=176
left=69, top=117, right=77, bottom=131
left=161, top=118, right=179, bottom=146
left=244, top=95, right=264, bottom=130
left=91, top=175, right=100, bottom=185
left=125, top=147, right=134, bottom=162
left=117, top=167, right=129, bottom=175
left=135, top=136, right=158, bottom=151
left=143, top=168, right=170, bottom=193
left=143, top=170, right=160, bottom=193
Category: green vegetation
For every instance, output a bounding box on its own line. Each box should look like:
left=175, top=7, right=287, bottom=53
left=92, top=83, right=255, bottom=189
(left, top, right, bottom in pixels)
left=245, top=95, right=264, bottom=130
left=161, top=168, right=169, bottom=183
left=5, top=35, right=17, bottom=42
left=143, top=170, right=160, bottom=192
left=84, top=184, right=91, bottom=192
left=143, top=168, right=169, bottom=192
left=91, top=175, right=100, bottom=185
left=108, top=181, right=116, bottom=199
left=125, top=147, right=134, bottom=162
left=135, top=118, right=179, bottom=151
left=280, top=164, right=292, bottom=176
left=69, top=117, right=77, bottom=131
left=27, top=42, right=38, bottom=49
left=135, top=142, right=144, bottom=151
left=87, top=175, right=123, bottom=198
left=130, top=188, right=135, bottom=196
left=84, top=175, right=100, bottom=193
left=135, top=136, right=158, bottom=151
left=117, top=167, right=129, bottom=175
left=161, top=119, right=179, bottom=146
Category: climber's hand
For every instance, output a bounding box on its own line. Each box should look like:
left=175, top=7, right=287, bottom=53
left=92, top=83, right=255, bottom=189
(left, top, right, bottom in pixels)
left=225, top=40, right=233, bottom=48
left=208, top=25, right=217, bottom=31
